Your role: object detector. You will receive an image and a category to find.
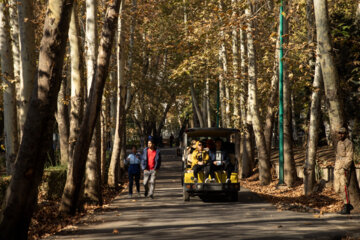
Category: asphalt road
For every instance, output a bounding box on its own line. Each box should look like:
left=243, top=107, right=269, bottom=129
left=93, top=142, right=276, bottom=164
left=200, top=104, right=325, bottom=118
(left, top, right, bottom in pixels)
left=47, top=148, right=360, bottom=240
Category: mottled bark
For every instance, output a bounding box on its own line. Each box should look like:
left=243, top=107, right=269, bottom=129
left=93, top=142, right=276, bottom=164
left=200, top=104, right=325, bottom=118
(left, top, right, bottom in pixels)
left=0, top=0, right=19, bottom=175
left=264, top=29, right=279, bottom=160
left=9, top=0, right=21, bottom=127
left=60, top=0, right=121, bottom=214
left=84, top=0, right=102, bottom=204
left=0, top=0, right=74, bottom=237
left=68, top=1, right=85, bottom=158
left=245, top=5, right=270, bottom=185
left=314, top=0, right=344, bottom=146
left=108, top=0, right=126, bottom=187
left=18, top=0, right=36, bottom=137
left=304, top=55, right=323, bottom=195
left=56, top=77, right=70, bottom=165
left=282, top=1, right=296, bottom=186
left=232, top=0, right=240, bottom=129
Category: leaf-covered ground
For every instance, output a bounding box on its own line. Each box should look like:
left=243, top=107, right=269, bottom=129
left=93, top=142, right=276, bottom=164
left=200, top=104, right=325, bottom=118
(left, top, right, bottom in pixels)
left=28, top=185, right=125, bottom=240
left=241, top=176, right=343, bottom=214
left=243, top=146, right=344, bottom=214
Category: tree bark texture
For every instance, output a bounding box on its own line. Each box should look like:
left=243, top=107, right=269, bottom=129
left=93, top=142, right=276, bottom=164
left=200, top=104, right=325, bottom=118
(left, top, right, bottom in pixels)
left=85, top=119, right=102, bottom=204
left=313, top=0, right=344, bottom=146
left=245, top=5, right=271, bottom=185
left=56, top=77, right=70, bottom=165
left=264, top=28, right=279, bottom=161
left=218, top=0, right=230, bottom=128
left=17, top=0, right=37, bottom=137
left=304, top=55, right=323, bottom=195
left=0, top=0, right=19, bottom=175
left=0, top=0, right=74, bottom=238
left=68, top=1, right=85, bottom=158
left=84, top=0, right=102, bottom=204
left=282, top=2, right=297, bottom=186
left=108, top=0, right=126, bottom=187
left=9, top=0, right=21, bottom=124
left=232, top=0, right=240, bottom=129
left=60, top=0, right=121, bottom=214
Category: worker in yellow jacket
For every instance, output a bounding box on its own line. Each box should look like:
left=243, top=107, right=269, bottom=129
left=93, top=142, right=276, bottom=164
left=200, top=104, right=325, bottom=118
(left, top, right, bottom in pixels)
left=191, top=141, right=213, bottom=183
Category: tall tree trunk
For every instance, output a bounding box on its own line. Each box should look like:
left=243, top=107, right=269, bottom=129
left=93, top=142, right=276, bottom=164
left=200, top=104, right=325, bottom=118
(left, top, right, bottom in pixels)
left=304, top=54, right=323, bottom=195
left=109, top=0, right=126, bottom=187
left=264, top=28, right=279, bottom=160
left=205, top=76, right=211, bottom=127
left=314, top=0, right=360, bottom=209
left=245, top=4, right=271, bottom=185
left=84, top=0, right=102, bottom=204
left=17, top=0, right=36, bottom=138
left=218, top=0, right=230, bottom=128
left=0, top=0, right=73, bottom=237
left=282, top=1, right=296, bottom=186
left=0, top=0, right=19, bottom=175
left=232, top=0, right=240, bottom=129
left=60, top=0, right=121, bottom=214
left=68, top=0, right=85, bottom=158
left=100, top=94, right=110, bottom=184
left=56, top=77, right=70, bottom=165
left=85, top=117, right=102, bottom=204
left=239, top=25, right=252, bottom=177
left=313, top=0, right=344, bottom=145
left=190, top=83, right=205, bottom=127
left=9, top=0, right=21, bottom=130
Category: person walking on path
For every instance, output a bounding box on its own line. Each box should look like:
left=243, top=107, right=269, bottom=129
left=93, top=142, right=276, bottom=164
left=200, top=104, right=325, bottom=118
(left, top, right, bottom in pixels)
left=334, top=127, right=354, bottom=214
left=141, top=139, right=161, bottom=199
left=125, top=145, right=141, bottom=198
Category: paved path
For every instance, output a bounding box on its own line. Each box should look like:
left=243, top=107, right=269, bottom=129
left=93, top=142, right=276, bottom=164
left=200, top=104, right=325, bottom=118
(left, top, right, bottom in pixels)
left=47, top=148, right=360, bottom=240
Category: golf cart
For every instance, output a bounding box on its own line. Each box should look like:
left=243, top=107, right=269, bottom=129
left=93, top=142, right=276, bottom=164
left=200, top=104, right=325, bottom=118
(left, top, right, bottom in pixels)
left=181, top=128, right=240, bottom=201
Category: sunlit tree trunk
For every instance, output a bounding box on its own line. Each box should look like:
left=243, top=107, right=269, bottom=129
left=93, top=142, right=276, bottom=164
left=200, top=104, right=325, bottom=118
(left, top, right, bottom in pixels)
left=101, top=94, right=110, bottom=184
left=239, top=25, right=252, bottom=177
left=245, top=4, right=270, bottom=185
left=56, top=76, right=70, bottom=165
left=60, top=0, right=121, bottom=214
left=17, top=0, right=36, bottom=138
left=206, top=77, right=211, bottom=127
left=264, top=29, right=279, bottom=161
left=9, top=0, right=21, bottom=128
left=0, top=0, right=74, bottom=237
left=109, top=0, right=126, bottom=187
left=232, top=0, right=240, bottom=129
left=84, top=0, right=102, bottom=204
left=304, top=54, right=323, bottom=195
left=0, top=0, right=19, bottom=175
left=282, top=1, right=296, bottom=186
left=314, top=0, right=344, bottom=145
left=218, top=0, right=230, bottom=128
left=314, top=0, right=360, bottom=209
left=68, top=0, right=85, bottom=158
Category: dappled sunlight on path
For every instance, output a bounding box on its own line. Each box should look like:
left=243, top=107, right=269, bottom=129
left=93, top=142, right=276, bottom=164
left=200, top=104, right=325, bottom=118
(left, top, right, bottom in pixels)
left=46, top=148, right=360, bottom=240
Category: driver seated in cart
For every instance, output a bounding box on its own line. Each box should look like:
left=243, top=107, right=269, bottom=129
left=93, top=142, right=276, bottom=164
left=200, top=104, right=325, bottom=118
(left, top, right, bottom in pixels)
left=209, top=138, right=234, bottom=183
left=191, top=141, right=213, bottom=183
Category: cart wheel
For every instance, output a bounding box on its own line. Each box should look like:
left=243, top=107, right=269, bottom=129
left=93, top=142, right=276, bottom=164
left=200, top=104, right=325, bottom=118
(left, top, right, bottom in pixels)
left=230, top=191, right=238, bottom=202
left=183, top=189, right=190, bottom=201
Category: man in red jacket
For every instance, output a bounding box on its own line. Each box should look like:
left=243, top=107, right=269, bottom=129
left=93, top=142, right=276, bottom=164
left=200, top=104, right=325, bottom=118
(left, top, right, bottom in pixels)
left=141, top=139, right=161, bottom=199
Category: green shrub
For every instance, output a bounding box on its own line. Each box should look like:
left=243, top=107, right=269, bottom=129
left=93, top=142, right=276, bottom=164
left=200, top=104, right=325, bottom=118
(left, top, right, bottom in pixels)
left=0, top=166, right=67, bottom=206
left=40, top=165, right=67, bottom=200
left=0, top=176, right=11, bottom=206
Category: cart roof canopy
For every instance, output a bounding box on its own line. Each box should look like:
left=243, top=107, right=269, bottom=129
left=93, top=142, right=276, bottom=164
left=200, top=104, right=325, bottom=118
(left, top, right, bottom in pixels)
left=185, top=128, right=240, bottom=138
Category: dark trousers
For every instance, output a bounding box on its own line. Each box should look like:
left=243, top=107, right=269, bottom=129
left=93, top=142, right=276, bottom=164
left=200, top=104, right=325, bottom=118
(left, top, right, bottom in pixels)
left=128, top=165, right=140, bottom=195
left=193, top=164, right=211, bottom=180
left=210, top=162, right=234, bottom=179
